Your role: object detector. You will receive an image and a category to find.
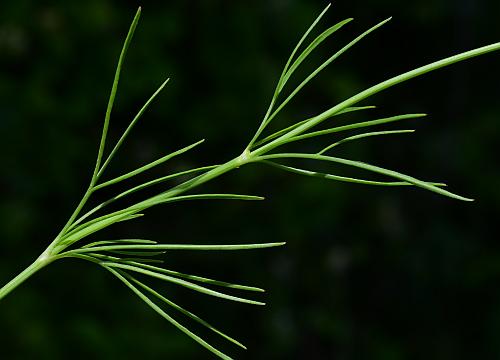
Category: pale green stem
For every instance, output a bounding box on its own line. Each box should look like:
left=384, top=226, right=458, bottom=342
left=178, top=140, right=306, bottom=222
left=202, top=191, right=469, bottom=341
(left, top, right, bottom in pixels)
left=0, top=151, right=254, bottom=300
left=0, top=252, right=56, bottom=301
left=52, top=152, right=250, bottom=254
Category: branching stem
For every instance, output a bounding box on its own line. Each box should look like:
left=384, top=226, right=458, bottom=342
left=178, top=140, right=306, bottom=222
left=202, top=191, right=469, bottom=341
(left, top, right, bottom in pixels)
left=1, top=5, right=499, bottom=359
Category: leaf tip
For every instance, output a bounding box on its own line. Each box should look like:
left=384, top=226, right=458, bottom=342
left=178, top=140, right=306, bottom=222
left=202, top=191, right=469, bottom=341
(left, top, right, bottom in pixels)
left=160, top=78, right=170, bottom=88
left=452, top=193, right=474, bottom=202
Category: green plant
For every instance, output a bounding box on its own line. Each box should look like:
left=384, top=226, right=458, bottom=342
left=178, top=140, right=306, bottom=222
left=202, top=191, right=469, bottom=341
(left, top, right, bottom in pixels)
left=1, top=4, right=498, bottom=359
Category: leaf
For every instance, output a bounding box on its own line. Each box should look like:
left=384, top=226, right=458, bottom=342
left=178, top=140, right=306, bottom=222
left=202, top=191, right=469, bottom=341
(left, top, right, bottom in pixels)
left=125, top=273, right=247, bottom=350
left=72, top=242, right=286, bottom=253
left=94, top=139, right=205, bottom=190
left=253, top=105, right=376, bottom=147
left=59, top=210, right=137, bottom=249
left=317, top=129, right=415, bottom=154
left=108, top=250, right=166, bottom=257
left=54, top=8, right=143, bottom=236
left=288, top=114, right=426, bottom=144
left=81, top=239, right=157, bottom=249
left=116, top=165, right=219, bottom=199
left=70, top=193, right=263, bottom=243
left=71, top=165, right=218, bottom=230
left=91, top=7, right=142, bottom=182
left=104, top=262, right=266, bottom=305
left=134, top=193, right=265, bottom=211
left=277, top=3, right=332, bottom=89
left=253, top=42, right=500, bottom=155
left=117, top=213, right=145, bottom=223
left=258, top=153, right=471, bottom=201
left=254, top=18, right=392, bottom=144
left=278, top=18, right=354, bottom=93
left=77, top=252, right=264, bottom=292
left=97, top=78, right=170, bottom=179
left=90, top=253, right=164, bottom=264
left=126, top=274, right=247, bottom=349
left=121, top=261, right=264, bottom=292
left=247, top=3, right=332, bottom=147
left=106, top=267, right=234, bottom=360
left=263, top=160, right=446, bottom=187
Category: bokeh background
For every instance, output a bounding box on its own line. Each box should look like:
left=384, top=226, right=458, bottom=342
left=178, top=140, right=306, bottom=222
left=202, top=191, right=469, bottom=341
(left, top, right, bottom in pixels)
left=1, top=1, right=499, bottom=359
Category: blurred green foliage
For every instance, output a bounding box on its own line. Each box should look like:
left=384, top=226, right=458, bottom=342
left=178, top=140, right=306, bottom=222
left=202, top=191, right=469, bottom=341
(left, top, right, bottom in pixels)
left=0, top=0, right=499, bottom=359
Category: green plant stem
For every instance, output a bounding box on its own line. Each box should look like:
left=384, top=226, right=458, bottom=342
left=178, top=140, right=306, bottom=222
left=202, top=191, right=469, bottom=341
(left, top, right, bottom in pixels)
left=0, top=252, right=55, bottom=301
left=0, top=152, right=253, bottom=301
left=120, top=155, right=248, bottom=220
left=5, top=153, right=240, bottom=296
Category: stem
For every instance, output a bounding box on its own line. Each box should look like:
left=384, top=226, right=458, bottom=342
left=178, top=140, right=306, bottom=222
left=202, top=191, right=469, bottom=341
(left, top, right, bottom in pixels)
left=126, top=155, right=248, bottom=215
left=52, top=153, right=250, bottom=254
left=0, top=251, right=55, bottom=301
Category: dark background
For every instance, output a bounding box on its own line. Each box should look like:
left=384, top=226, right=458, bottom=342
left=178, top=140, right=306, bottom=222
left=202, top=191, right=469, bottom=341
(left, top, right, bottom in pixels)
left=1, top=1, right=499, bottom=359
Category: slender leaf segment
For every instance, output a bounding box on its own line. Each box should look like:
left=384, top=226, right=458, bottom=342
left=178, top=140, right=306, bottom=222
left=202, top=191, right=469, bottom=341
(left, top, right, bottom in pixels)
left=1, top=4, right=499, bottom=359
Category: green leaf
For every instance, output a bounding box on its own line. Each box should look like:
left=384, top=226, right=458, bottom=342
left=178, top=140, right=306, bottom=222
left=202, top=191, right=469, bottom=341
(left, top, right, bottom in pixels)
left=134, top=193, right=264, bottom=210
left=258, top=153, right=471, bottom=201
left=121, top=261, right=264, bottom=292
left=91, top=7, right=141, bottom=182
left=278, top=3, right=332, bottom=87
left=278, top=18, right=354, bottom=93
left=254, top=17, right=392, bottom=145
left=247, top=3, right=332, bottom=147
left=70, top=241, right=286, bottom=253
left=106, top=267, right=234, bottom=360
left=94, top=139, right=205, bottom=190
left=317, top=129, right=415, bottom=154
left=288, top=114, right=426, bottom=144
left=71, top=165, right=218, bottom=230
left=69, top=195, right=262, bottom=233
left=76, top=252, right=264, bottom=292
left=108, top=250, right=166, bottom=257
left=263, top=160, right=446, bottom=187
left=81, top=239, right=157, bottom=249
left=253, top=105, right=377, bottom=147
left=59, top=210, right=137, bottom=248
left=117, top=213, right=145, bottom=223
left=104, top=262, right=266, bottom=305
left=253, top=42, right=500, bottom=155
left=116, top=165, right=219, bottom=199
left=90, top=253, right=164, bottom=264
left=97, top=77, right=170, bottom=179
left=125, top=273, right=247, bottom=349
left=54, top=8, right=143, bottom=237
